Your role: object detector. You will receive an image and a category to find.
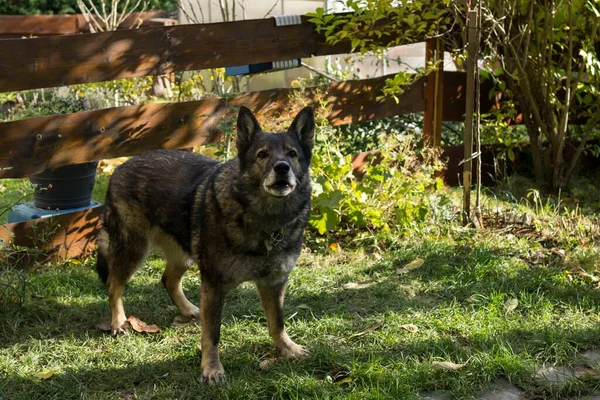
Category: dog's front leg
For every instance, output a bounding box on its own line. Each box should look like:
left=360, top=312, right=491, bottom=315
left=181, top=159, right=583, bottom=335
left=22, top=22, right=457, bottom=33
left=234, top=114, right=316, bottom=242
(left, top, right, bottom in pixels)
left=200, top=280, right=226, bottom=384
left=256, top=279, right=309, bottom=359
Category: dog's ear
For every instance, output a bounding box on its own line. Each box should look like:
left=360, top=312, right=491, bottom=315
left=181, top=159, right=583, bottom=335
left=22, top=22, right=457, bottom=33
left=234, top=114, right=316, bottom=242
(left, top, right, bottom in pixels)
left=236, top=106, right=262, bottom=153
left=288, top=106, right=315, bottom=151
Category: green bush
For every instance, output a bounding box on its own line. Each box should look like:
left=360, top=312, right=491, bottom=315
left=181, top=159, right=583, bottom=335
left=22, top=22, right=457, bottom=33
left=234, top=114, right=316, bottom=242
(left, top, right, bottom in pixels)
left=308, top=124, right=448, bottom=249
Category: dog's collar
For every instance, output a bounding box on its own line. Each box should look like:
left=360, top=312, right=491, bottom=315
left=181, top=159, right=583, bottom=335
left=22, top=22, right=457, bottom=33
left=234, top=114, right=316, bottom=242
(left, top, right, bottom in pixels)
left=265, top=229, right=284, bottom=252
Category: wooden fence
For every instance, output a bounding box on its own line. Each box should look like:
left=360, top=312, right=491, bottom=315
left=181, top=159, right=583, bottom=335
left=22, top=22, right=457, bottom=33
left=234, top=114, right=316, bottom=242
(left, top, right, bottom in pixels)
left=0, top=14, right=489, bottom=262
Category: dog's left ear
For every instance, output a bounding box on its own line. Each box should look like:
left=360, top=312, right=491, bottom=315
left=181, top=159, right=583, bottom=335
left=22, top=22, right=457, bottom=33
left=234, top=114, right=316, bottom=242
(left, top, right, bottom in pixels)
left=237, top=106, right=262, bottom=154
left=289, top=106, right=315, bottom=151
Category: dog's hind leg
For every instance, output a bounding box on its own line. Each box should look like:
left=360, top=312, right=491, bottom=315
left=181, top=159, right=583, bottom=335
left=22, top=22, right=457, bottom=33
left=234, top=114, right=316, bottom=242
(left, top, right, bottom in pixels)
left=157, top=233, right=200, bottom=321
left=256, top=279, right=309, bottom=359
left=103, top=227, right=150, bottom=336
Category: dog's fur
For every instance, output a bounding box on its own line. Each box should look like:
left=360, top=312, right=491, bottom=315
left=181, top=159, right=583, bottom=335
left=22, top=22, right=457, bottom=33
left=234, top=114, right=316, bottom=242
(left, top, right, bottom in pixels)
left=97, top=106, right=314, bottom=384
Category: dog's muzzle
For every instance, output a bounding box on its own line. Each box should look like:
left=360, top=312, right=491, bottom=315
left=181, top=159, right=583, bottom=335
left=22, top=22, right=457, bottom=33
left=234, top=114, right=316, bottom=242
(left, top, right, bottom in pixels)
left=263, top=161, right=297, bottom=197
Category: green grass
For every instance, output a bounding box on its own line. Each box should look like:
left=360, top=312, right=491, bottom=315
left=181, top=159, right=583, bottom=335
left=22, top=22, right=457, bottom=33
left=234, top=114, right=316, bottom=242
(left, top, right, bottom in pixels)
left=2, top=224, right=600, bottom=399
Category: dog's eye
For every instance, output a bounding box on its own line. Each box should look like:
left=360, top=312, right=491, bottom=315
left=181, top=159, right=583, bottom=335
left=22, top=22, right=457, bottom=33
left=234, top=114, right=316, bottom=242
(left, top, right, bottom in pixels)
left=257, top=151, right=268, bottom=159
left=288, top=150, right=298, bottom=158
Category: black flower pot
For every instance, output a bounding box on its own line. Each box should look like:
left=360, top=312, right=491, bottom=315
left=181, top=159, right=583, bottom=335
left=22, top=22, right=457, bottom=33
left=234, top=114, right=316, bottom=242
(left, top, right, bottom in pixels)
left=30, top=161, right=98, bottom=209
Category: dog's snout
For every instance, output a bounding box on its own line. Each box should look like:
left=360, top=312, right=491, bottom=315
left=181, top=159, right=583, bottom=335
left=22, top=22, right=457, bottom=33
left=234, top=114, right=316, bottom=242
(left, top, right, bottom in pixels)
left=274, top=161, right=291, bottom=174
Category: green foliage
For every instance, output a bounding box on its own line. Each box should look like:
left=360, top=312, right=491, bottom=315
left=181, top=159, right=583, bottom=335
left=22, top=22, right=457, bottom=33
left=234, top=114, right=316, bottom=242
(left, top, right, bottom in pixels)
left=307, top=0, right=453, bottom=54
left=0, top=0, right=177, bottom=14
left=308, top=124, right=447, bottom=248
left=307, top=0, right=453, bottom=101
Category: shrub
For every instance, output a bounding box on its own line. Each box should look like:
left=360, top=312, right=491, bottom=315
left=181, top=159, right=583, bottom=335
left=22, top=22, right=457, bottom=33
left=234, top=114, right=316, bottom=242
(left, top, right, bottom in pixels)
left=308, top=123, right=448, bottom=249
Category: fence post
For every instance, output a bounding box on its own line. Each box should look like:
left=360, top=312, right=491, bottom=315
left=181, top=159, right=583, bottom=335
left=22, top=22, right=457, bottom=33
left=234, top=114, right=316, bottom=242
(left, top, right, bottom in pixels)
left=462, top=9, right=478, bottom=225
left=423, top=38, right=444, bottom=147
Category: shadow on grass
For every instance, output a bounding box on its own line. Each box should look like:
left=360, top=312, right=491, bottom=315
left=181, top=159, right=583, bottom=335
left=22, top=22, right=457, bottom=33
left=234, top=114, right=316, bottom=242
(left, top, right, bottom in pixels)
left=3, top=239, right=600, bottom=398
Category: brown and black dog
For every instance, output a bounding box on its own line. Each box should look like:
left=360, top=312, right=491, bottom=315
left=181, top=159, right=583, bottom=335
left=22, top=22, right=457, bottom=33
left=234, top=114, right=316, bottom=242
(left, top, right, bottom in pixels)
left=96, top=106, right=314, bottom=383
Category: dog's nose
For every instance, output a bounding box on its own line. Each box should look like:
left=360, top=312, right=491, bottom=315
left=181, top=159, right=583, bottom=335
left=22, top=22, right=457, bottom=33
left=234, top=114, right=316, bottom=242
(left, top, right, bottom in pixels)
left=273, top=161, right=291, bottom=174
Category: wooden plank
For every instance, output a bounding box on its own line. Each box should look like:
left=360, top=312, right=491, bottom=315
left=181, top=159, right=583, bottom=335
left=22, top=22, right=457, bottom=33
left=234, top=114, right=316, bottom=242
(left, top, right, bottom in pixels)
left=0, top=206, right=103, bottom=264
left=0, top=74, right=426, bottom=179
left=0, top=12, right=172, bottom=38
left=0, top=16, right=354, bottom=93
left=0, top=15, right=79, bottom=37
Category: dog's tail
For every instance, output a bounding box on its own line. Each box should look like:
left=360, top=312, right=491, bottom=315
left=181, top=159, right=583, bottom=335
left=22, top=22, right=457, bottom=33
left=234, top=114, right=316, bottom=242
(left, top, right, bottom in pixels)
left=96, top=228, right=110, bottom=286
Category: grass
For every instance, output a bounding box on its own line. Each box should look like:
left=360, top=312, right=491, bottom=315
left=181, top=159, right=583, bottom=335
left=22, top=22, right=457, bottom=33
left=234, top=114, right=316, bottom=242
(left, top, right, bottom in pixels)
left=2, top=170, right=600, bottom=399
left=2, top=215, right=600, bottom=399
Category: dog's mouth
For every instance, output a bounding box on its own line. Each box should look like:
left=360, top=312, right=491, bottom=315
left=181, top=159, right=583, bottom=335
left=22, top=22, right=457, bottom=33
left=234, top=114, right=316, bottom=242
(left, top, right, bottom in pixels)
left=270, top=180, right=293, bottom=189
left=264, top=177, right=297, bottom=197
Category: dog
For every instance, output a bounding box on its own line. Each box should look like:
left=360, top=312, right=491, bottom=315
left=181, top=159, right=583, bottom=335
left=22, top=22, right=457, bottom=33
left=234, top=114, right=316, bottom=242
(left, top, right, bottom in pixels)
left=96, top=106, right=314, bottom=384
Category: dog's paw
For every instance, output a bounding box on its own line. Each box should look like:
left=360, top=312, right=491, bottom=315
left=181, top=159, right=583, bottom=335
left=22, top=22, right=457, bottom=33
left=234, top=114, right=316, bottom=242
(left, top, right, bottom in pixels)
left=201, top=362, right=226, bottom=385
left=279, top=342, right=309, bottom=359
left=110, top=317, right=130, bottom=336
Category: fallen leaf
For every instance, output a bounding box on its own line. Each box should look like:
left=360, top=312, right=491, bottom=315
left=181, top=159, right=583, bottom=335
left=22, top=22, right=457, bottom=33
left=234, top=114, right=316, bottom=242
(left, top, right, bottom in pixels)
left=395, top=258, right=425, bottom=274
left=343, top=280, right=376, bottom=290
left=329, top=243, right=341, bottom=252
left=259, top=356, right=277, bottom=370
left=160, top=372, right=170, bottom=378
left=171, top=314, right=200, bottom=327
left=350, top=321, right=383, bottom=338
left=33, top=369, right=54, bottom=382
left=196, top=344, right=202, bottom=352
left=504, top=298, right=519, bottom=314
left=297, top=304, right=312, bottom=310
left=400, top=323, right=419, bottom=333
left=127, top=316, right=160, bottom=334
left=575, top=365, right=600, bottom=379
left=431, top=361, right=465, bottom=371
left=324, top=366, right=351, bottom=383
left=98, top=321, right=112, bottom=332
left=578, top=271, right=600, bottom=283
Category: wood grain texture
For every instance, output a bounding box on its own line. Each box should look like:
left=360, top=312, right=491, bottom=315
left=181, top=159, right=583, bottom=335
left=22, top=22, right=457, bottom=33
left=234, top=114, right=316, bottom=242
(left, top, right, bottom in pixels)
left=0, top=16, right=353, bottom=92
left=0, top=205, right=103, bottom=265
left=0, top=73, right=427, bottom=179
left=0, top=12, right=172, bottom=38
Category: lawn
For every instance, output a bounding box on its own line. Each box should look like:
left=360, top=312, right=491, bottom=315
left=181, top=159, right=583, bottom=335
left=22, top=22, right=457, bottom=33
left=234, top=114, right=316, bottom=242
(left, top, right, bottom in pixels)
left=2, top=183, right=600, bottom=399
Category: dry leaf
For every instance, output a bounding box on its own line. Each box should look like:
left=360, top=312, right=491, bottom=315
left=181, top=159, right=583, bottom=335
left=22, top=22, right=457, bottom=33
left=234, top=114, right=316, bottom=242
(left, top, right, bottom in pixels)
left=259, top=356, right=277, bottom=370
left=400, top=323, right=419, bottom=333
left=33, top=369, right=54, bottom=382
left=324, top=366, right=351, bottom=383
left=395, top=258, right=425, bottom=274
left=171, top=314, right=200, bottom=327
left=196, top=344, right=202, bottom=352
left=350, top=321, right=383, bottom=338
left=127, top=316, right=160, bottom=334
left=98, top=321, right=112, bottom=332
left=160, top=372, right=170, bottom=378
left=578, top=272, right=600, bottom=282
left=504, top=298, right=519, bottom=314
left=343, top=280, right=376, bottom=290
left=297, top=304, right=312, bottom=310
left=431, top=361, right=465, bottom=371
left=575, top=365, right=600, bottom=379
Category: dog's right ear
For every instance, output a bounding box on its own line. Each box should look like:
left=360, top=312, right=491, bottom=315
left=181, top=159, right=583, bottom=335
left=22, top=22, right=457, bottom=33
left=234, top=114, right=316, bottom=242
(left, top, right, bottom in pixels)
left=236, top=106, right=262, bottom=154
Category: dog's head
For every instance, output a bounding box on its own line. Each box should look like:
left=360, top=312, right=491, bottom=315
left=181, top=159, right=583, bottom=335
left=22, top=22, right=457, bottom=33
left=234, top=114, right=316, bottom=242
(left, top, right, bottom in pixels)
left=236, top=106, right=314, bottom=198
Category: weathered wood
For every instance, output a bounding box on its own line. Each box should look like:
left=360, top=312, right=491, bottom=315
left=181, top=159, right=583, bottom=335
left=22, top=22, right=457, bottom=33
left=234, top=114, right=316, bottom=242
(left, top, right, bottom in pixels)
left=0, top=15, right=78, bottom=37
left=0, top=16, right=354, bottom=92
left=0, top=12, right=172, bottom=38
left=0, top=74, right=426, bottom=179
left=0, top=206, right=103, bottom=264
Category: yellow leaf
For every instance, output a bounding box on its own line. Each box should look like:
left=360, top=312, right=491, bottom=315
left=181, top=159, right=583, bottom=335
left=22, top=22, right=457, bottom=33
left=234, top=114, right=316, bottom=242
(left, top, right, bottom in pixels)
left=33, top=369, right=54, bottom=382
left=400, top=323, right=419, bottom=333
left=503, top=298, right=518, bottom=314
left=431, top=361, right=465, bottom=371
left=396, top=258, right=425, bottom=274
